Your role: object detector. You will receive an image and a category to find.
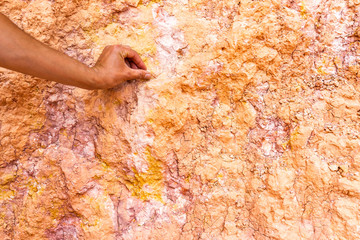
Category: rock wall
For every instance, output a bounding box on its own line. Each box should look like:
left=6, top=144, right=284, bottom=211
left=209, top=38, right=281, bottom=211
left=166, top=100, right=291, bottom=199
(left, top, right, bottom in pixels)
left=1, top=0, right=360, bottom=239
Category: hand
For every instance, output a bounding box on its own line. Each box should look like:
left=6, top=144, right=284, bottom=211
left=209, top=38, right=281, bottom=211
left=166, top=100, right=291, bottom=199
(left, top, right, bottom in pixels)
left=0, top=13, right=151, bottom=90
left=91, top=45, right=152, bottom=89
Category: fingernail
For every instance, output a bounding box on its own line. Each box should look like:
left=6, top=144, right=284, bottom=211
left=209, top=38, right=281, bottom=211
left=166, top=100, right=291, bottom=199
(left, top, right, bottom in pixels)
left=145, top=73, right=152, bottom=80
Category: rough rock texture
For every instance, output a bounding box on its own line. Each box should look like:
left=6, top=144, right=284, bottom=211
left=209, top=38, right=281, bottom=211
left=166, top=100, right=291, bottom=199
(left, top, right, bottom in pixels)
left=1, top=0, right=360, bottom=239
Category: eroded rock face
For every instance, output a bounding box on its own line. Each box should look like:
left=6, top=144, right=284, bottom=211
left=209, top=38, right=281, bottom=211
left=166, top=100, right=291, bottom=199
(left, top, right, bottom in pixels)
left=1, top=0, right=360, bottom=239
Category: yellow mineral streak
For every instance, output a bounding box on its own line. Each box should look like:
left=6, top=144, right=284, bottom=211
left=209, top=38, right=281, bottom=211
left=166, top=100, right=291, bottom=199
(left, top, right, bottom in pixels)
left=125, top=147, right=164, bottom=202
left=300, top=1, right=307, bottom=18
left=0, top=186, right=15, bottom=201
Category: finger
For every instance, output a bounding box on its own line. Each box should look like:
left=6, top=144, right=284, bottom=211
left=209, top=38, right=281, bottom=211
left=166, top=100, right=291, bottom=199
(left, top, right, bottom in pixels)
left=123, top=48, right=147, bottom=70
left=130, top=61, right=138, bottom=69
left=126, top=69, right=152, bottom=81
left=125, top=58, right=139, bottom=69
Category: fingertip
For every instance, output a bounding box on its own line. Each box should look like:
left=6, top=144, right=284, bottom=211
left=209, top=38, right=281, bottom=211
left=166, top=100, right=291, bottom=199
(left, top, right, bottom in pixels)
left=138, top=70, right=152, bottom=80
left=144, top=73, right=152, bottom=80
left=138, top=61, right=147, bottom=70
left=134, top=59, right=147, bottom=71
left=127, top=49, right=147, bottom=70
left=130, top=61, right=139, bottom=69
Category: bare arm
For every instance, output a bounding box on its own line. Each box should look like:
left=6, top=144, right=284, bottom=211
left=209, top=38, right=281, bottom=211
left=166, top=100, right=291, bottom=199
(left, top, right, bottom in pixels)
left=0, top=13, right=151, bottom=90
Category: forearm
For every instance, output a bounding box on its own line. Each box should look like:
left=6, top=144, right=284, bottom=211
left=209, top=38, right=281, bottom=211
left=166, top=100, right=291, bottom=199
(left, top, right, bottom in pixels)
left=0, top=13, right=97, bottom=89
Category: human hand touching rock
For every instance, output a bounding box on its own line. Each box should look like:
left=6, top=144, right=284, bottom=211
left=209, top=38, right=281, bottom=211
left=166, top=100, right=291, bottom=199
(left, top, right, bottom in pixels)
left=91, top=45, right=152, bottom=89
left=0, top=13, right=151, bottom=90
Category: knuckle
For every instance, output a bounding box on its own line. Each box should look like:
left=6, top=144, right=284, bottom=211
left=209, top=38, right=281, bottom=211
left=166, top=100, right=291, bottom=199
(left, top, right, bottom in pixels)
left=106, top=45, right=122, bottom=53
left=112, top=45, right=121, bottom=51
left=134, top=71, right=143, bottom=80
left=126, top=69, right=134, bottom=78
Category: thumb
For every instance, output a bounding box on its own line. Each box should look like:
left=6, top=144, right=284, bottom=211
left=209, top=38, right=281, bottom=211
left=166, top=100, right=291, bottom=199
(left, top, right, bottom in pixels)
left=126, top=68, right=152, bottom=81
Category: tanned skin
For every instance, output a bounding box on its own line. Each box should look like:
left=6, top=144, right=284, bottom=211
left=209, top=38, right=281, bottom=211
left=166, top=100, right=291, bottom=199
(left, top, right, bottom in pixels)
left=0, top=13, right=152, bottom=90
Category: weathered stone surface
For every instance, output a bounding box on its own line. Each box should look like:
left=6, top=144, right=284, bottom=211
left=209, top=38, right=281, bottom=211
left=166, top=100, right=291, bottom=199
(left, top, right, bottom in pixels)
left=1, top=0, right=360, bottom=239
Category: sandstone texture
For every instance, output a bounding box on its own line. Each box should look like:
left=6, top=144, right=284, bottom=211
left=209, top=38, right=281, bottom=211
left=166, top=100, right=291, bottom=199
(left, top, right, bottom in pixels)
left=1, top=0, right=360, bottom=239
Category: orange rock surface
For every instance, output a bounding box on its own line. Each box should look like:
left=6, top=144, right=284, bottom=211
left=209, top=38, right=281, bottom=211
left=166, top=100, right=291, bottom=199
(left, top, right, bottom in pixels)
left=1, top=0, right=360, bottom=239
